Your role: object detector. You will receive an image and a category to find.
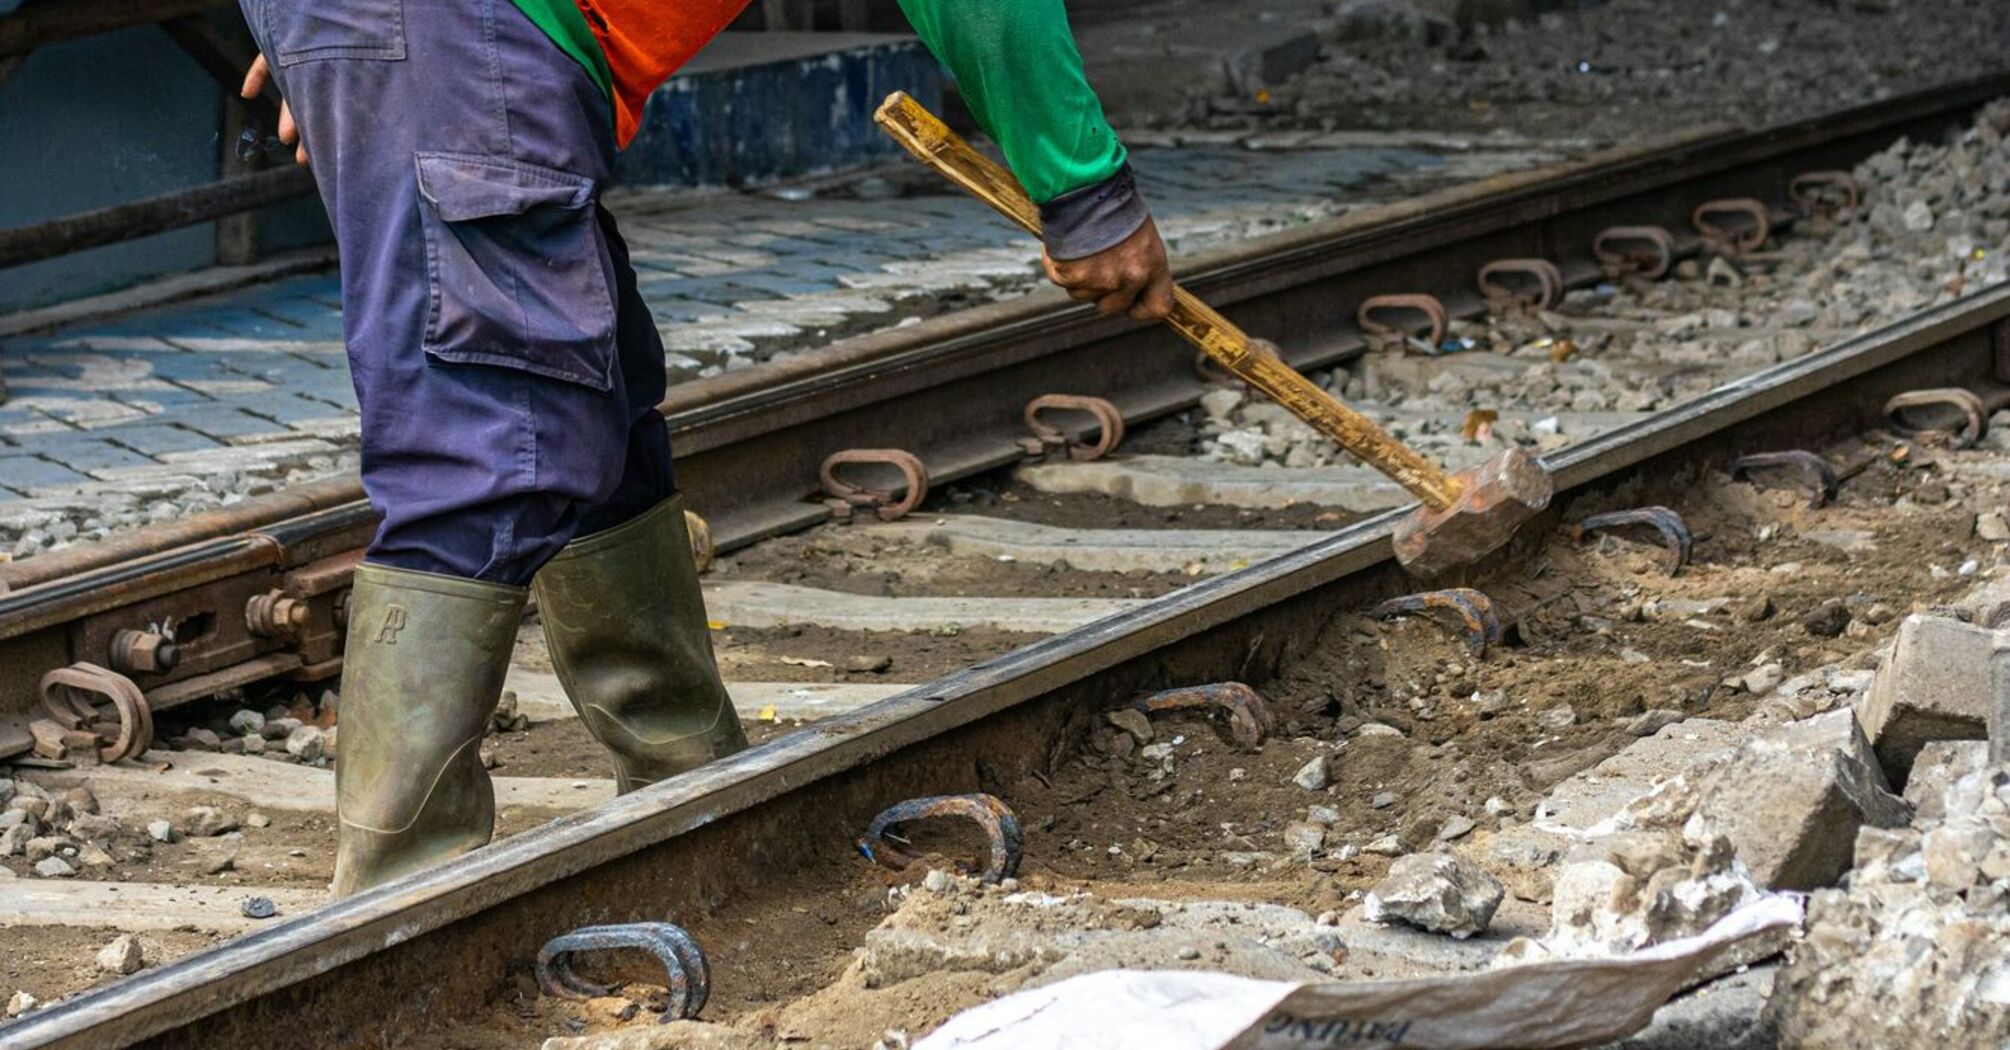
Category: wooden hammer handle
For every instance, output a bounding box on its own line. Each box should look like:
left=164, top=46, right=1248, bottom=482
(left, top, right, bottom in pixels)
left=872, top=92, right=1462, bottom=511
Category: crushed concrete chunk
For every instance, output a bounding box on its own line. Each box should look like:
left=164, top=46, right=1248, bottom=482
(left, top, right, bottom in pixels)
left=1855, top=614, right=1992, bottom=783
left=1904, top=740, right=1990, bottom=821
left=1361, top=852, right=1503, bottom=938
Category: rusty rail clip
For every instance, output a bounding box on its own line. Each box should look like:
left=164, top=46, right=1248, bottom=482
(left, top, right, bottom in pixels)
left=1728, top=451, right=1840, bottom=508
left=856, top=793, right=1023, bottom=884
left=1022, top=394, right=1126, bottom=461
left=1477, top=259, right=1564, bottom=315
left=1882, top=388, right=1995, bottom=449
left=820, top=449, right=930, bottom=522
left=1789, top=171, right=1862, bottom=220
left=1132, top=682, right=1276, bottom=749
left=1356, top=294, right=1449, bottom=354
left=535, top=921, right=710, bottom=1022
left=1371, top=589, right=1502, bottom=658
left=1568, top=506, right=1692, bottom=576
left=1592, top=226, right=1675, bottom=280
left=1692, top=199, right=1771, bottom=257
left=39, top=663, right=153, bottom=764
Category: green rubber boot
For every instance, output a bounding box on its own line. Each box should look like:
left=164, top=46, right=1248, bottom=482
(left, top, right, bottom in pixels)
left=332, top=563, right=525, bottom=897
left=533, top=496, right=750, bottom=793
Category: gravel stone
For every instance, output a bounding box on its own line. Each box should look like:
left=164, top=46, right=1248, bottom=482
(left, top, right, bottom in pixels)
left=1291, top=754, right=1331, bottom=791
left=1362, top=852, right=1505, bottom=938
left=32, top=857, right=74, bottom=878
left=95, top=935, right=144, bottom=976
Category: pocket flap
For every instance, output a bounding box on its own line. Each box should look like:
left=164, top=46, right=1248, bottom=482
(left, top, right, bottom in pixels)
left=415, top=152, right=594, bottom=222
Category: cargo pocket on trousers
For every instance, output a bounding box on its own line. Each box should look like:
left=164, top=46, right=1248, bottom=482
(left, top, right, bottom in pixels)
left=415, top=152, right=617, bottom=392
left=265, top=0, right=408, bottom=65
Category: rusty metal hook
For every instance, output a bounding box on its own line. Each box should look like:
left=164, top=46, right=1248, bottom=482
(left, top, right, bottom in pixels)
left=857, top=793, right=1023, bottom=884
left=1023, top=394, right=1126, bottom=462
left=1592, top=226, right=1676, bottom=280
left=1356, top=294, right=1449, bottom=354
left=535, top=921, right=710, bottom=1022
left=820, top=449, right=930, bottom=522
left=1789, top=171, right=1862, bottom=219
left=1370, top=589, right=1502, bottom=658
left=1477, top=258, right=1564, bottom=314
left=1568, top=506, right=1693, bottom=576
left=1692, top=199, right=1771, bottom=256
left=1882, top=388, right=1989, bottom=449
left=1132, top=682, right=1276, bottom=750
left=39, top=663, right=153, bottom=763
left=1728, top=451, right=1840, bottom=508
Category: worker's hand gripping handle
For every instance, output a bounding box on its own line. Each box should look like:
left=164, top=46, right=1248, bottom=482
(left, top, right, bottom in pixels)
left=871, top=92, right=1463, bottom=511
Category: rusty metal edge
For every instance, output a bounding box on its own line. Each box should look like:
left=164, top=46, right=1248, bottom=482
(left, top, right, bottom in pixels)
left=8, top=281, right=2006, bottom=1050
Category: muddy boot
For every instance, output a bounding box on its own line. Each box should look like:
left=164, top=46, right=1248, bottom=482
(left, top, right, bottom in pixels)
left=534, top=496, right=749, bottom=793
left=332, top=563, right=525, bottom=897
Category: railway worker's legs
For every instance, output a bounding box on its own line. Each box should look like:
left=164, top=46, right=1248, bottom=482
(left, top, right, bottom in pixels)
left=242, top=0, right=746, bottom=896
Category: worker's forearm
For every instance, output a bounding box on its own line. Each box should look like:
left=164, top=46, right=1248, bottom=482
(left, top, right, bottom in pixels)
left=896, top=0, right=1150, bottom=259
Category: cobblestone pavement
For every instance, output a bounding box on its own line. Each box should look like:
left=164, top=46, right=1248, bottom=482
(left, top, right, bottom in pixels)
left=0, top=136, right=1572, bottom=558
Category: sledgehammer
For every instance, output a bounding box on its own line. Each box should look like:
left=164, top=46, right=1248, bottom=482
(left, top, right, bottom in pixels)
left=873, top=92, right=1552, bottom=576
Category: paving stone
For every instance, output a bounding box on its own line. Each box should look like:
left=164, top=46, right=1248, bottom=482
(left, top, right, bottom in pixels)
left=1856, top=614, right=1993, bottom=784
left=0, top=455, right=93, bottom=494
left=93, top=424, right=225, bottom=457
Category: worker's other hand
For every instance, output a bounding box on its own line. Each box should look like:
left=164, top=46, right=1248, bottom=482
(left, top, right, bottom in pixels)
left=241, top=54, right=309, bottom=168
left=1042, top=218, right=1175, bottom=322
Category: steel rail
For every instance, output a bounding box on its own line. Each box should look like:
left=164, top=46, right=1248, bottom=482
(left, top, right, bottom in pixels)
left=0, top=75, right=2002, bottom=752
left=5, top=277, right=2005, bottom=1050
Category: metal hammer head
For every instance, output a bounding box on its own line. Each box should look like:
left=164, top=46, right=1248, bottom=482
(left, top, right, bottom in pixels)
left=1391, top=447, right=1554, bottom=576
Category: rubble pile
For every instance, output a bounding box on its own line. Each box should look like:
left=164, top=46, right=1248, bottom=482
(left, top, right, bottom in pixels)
left=1771, top=765, right=2010, bottom=1047
left=0, top=781, right=152, bottom=880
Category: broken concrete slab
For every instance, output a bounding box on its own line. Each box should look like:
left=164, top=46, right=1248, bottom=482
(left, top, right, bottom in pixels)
left=1015, top=455, right=1407, bottom=512
left=1856, top=614, right=1993, bottom=783
left=1904, top=740, right=1990, bottom=821
left=1486, top=719, right=1751, bottom=901
left=873, top=514, right=1328, bottom=574
left=504, top=668, right=910, bottom=725
left=33, top=751, right=613, bottom=815
left=1653, top=710, right=1911, bottom=891
left=701, top=580, right=1143, bottom=634
left=0, top=879, right=323, bottom=933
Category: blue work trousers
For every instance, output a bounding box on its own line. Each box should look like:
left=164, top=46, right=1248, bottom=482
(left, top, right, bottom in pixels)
left=240, top=0, right=674, bottom=585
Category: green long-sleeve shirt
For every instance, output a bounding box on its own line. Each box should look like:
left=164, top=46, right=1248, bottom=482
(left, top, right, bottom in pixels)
left=508, top=0, right=1147, bottom=256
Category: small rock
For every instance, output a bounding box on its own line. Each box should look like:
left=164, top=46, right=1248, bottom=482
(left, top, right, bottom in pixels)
left=1283, top=822, right=1327, bottom=855
left=76, top=842, right=114, bottom=868
left=204, top=854, right=237, bottom=875
left=59, top=787, right=98, bottom=816
left=96, top=935, right=144, bottom=976
left=1741, top=663, right=1786, bottom=695
left=240, top=897, right=279, bottom=920
left=227, top=710, right=266, bottom=737
left=284, top=725, right=325, bottom=762
left=261, top=717, right=303, bottom=742
left=845, top=654, right=893, bottom=674
left=0, top=780, right=13, bottom=807
left=33, top=857, right=74, bottom=878
left=1437, top=815, right=1477, bottom=842
left=146, top=819, right=176, bottom=844
left=241, top=734, right=267, bottom=755
left=176, top=728, right=222, bottom=752
left=1369, top=791, right=1398, bottom=809
left=1174, top=945, right=1202, bottom=961
left=1901, top=199, right=1935, bottom=232
left=1305, top=805, right=1340, bottom=827
left=1104, top=708, right=1154, bottom=745
left=6, top=991, right=36, bottom=1018
left=184, top=806, right=237, bottom=837
left=1364, top=833, right=1409, bottom=857
left=24, top=836, right=70, bottom=862
left=1538, top=706, right=1577, bottom=729
left=1355, top=722, right=1403, bottom=737
left=245, top=813, right=272, bottom=830
left=1731, top=595, right=1775, bottom=624
left=1977, top=511, right=2010, bottom=542
left=1292, top=754, right=1332, bottom=791
left=921, top=869, right=954, bottom=894
left=0, top=824, right=31, bottom=857
left=1627, top=709, right=1686, bottom=736
left=1801, top=600, right=1852, bottom=638
left=1362, top=852, right=1505, bottom=938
